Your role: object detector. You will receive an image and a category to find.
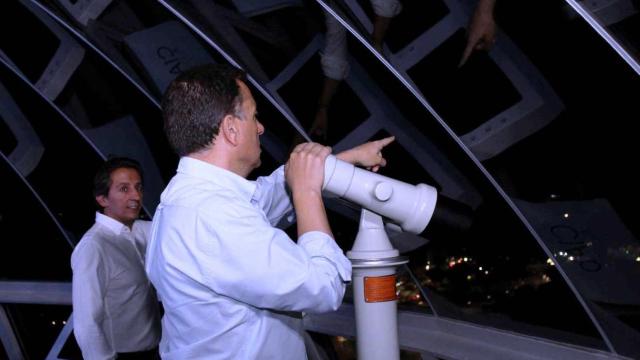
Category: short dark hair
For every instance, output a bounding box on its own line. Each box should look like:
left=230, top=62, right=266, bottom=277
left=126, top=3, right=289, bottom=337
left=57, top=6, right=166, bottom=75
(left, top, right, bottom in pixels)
left=162, top=63, right=247, bottom=156
left=93, top=157, right=144, bottom=202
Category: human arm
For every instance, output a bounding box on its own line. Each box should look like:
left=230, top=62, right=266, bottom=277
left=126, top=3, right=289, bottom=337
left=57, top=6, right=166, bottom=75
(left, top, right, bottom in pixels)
left=71, top=242, right=116, bottom=360
left=253, top=166, right=294, bottom=227
left=336, top=136, right=395, bottom=172
left=133, top=220, right=152, bottom=262
left=459, top=0, right=497, bottom=67
left=223, top=143, right=346, bottom=311
left=313, top=11, right=350, bottom=142
left=310, top=77, right=341, bottom=141
left=286, top=142, right=333, bottom=237
left=154, top=199, right=351, bottom=313
left=255, top=137, right=394, bottom=225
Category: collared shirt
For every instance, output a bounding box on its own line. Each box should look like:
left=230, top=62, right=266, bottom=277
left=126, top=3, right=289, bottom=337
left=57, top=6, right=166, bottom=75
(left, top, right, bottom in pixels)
left=71, top=212, right=161, bottom=360
left=146, top=157, right=352, bottom=359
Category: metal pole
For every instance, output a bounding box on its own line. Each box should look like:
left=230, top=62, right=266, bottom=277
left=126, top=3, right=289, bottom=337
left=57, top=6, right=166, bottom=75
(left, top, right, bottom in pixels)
left=348, top=209, right=407, bottom=360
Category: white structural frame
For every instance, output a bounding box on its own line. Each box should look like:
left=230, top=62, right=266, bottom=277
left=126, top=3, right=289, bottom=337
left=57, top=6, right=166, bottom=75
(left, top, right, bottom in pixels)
left=4, top=1, right=86, bottom=100
left=0, top=82, right=44, bottom=177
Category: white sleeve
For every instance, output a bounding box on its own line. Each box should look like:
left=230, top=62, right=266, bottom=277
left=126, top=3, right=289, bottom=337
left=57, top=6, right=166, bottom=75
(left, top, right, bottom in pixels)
left=164, top=200, right=352, bottom=314
left=71, top=242, right=116, bottom=360
left=370, top=0, right=402, bottom=17
left=253, top=166, right=295, bottom=227
left=321, top=11, right=349, bottom=80
left=133, top=220, right=153, bottom=262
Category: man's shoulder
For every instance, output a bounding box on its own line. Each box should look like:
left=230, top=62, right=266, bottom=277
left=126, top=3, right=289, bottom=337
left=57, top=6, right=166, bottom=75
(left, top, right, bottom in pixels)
left=71, top=226, right=107, bottom=264
left=76, top=223, right=104, bottom=245
left=133, top=219, right=152, bottom=230
left=163, top=180, right=248, bottom=211
left=162, top=174, right=221, bottom=203
left=156, top=193, right=258, bottom=238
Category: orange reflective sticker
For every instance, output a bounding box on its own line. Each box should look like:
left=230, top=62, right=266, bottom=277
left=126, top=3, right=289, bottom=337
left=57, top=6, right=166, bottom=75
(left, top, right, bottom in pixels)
left=364, top=275, right=397, bottom=303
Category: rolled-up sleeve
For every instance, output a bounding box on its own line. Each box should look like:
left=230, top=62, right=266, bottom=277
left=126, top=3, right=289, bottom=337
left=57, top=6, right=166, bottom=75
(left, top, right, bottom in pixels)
left=370, top=0, right=402, bottom=17
left=321, top=11, right=350, bottom=80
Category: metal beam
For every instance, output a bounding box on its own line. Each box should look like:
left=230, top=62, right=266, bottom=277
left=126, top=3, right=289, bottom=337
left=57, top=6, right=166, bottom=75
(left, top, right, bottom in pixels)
left=45, top=314, right=74, bottom=360
left=0, top=282, right=71, bottom=305
left=0, top=305, right=24, bottom=359
left=304, top=304, right=630, bottom=360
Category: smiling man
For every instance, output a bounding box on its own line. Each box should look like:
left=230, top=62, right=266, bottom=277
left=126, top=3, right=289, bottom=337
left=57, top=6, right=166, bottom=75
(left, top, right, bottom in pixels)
left=71, top=157, right=161, bottom=359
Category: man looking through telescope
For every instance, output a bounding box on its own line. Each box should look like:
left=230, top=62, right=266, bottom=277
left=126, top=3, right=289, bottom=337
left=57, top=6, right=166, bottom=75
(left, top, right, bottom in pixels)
left=145, top=63, right=393, bottom=359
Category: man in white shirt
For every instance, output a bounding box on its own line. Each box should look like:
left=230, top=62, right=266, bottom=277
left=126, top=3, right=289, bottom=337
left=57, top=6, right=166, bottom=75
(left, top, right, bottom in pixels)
left=72, top=157, right=161, bottom=359
left=146, top=64, right=393, bottom=359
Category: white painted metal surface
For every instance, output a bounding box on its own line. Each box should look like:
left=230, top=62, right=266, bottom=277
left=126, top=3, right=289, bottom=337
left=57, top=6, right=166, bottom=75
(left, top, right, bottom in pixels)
left=323, top=155, right=438, bottom=234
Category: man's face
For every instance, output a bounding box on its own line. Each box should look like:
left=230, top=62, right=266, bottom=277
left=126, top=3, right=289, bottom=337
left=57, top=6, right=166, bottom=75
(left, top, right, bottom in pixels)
left=96, top=167, right=143, bottom=227
left=235, top=80, right=265, bottom=171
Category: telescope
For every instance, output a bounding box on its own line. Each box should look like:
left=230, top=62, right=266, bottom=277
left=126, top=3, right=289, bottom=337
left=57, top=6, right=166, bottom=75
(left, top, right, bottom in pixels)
left=322, top=155, right=472, bottom=360
left=323, top=155, right=472, bottom=238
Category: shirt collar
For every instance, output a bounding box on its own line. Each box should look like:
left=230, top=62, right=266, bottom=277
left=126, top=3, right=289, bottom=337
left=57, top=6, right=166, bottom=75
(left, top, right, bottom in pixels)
left=177, top=157, right=256, bottom=201
left=95, top=212, right=129, bottom=235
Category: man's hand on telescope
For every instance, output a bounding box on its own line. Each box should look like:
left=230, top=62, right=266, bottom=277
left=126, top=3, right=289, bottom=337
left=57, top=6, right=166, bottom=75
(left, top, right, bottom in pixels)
left=286, top=142, right=333, bottom=237
left=337, top=136, right=395, bottom=172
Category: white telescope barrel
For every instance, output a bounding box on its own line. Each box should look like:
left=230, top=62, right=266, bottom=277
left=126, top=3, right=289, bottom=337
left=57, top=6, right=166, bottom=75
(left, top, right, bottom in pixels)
left=323, top=155, right=438, bottom=234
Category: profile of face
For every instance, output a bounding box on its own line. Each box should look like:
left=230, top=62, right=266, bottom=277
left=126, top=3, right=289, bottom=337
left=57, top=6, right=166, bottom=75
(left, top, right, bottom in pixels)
left=235, top=80, right=265, bottom=171
left=96, top=167, right=143, bottom=228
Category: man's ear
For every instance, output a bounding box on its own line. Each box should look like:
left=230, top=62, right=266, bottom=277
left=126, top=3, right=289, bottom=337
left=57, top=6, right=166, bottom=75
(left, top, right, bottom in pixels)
left=220, top=114, right=239, bottom=146
left=96, top=195, right=109, bottom=208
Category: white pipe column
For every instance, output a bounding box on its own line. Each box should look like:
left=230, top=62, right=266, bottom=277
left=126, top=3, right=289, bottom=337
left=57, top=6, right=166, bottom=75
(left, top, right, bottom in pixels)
left=321, top=155, right=438, bottom=359
left=348, top=209, right=408, bottom=360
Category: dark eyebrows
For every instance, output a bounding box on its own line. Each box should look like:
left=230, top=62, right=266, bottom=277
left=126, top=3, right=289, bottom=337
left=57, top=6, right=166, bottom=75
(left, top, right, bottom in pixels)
left=115, top=182, right=141, bottom=187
